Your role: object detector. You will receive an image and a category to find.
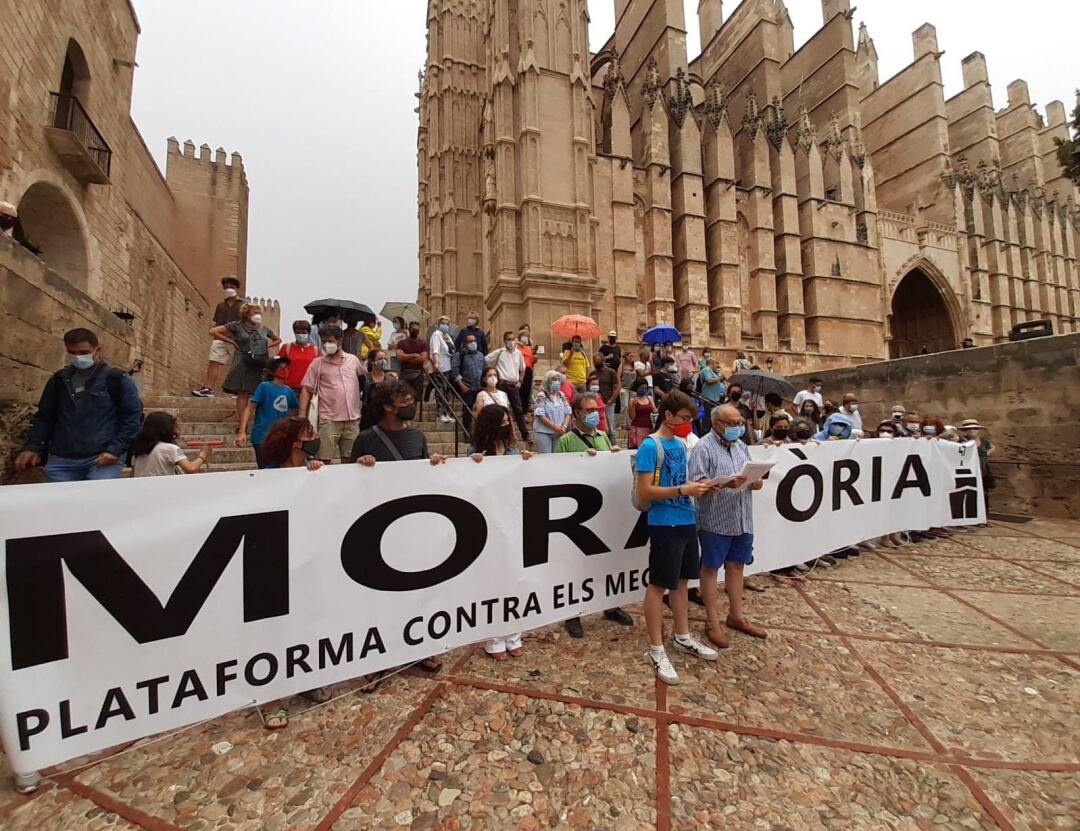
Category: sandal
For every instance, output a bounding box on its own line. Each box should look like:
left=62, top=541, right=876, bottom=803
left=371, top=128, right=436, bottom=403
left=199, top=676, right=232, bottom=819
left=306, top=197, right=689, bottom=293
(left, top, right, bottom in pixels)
left=507, top=646, right=525, bottom=658
left=418, top=656, right=443, bottom=673
left=359, top=670, right=388, bottom=693
left=264, top=707, right=289, bottom=730
left=300, top=687, right=332, bottom=705
left=486, top=650, right=508, bottom=661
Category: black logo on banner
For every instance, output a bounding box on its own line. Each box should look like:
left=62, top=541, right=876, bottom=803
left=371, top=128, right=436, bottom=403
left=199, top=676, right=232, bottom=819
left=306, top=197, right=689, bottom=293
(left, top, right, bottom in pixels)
left=950, top=466, right=980, bottom=520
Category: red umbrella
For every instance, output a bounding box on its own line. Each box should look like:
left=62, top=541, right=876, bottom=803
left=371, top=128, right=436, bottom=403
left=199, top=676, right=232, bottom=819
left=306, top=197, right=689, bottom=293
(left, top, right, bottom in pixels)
left=551, top=314, right=602, bottom=340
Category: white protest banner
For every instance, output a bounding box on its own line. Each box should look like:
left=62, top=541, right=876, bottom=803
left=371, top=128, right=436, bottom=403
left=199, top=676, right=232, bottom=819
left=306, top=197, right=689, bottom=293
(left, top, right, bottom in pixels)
left=0, top=437, right=981, bottom=770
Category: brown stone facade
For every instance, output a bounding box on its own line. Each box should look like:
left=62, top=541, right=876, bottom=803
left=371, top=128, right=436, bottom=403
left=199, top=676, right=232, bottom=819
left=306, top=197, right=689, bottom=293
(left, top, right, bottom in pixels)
left=790, top=333, right=1080, bottom=520
left=416, top=0, right=1080, bottom=373
left=0, top=0, right=251, bottom=404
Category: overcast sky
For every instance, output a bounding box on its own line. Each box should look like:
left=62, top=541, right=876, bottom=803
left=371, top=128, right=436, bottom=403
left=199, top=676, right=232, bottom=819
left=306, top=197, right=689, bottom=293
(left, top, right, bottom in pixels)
left=130, top=1, right=1075, bottom=328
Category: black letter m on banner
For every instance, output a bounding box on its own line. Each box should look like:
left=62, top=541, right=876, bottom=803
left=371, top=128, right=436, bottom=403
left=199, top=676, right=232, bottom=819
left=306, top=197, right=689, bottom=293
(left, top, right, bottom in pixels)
left=6, top=512, right=289, bottom=670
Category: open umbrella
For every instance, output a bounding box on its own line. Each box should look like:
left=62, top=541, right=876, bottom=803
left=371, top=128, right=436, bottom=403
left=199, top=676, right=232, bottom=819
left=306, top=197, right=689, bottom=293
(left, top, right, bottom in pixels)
left=380, top=301, right=428, bottom=325
left=728, top=369, right=795, bottom=400
left=304, top=298, right=376, bottom=325
left=642, top=323, right=681, bottom=345
left=551, top=314, right=602, bottom=340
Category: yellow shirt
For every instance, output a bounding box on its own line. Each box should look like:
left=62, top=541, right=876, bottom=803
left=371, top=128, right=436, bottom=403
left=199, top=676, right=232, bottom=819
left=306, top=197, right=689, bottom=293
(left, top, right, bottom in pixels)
left=359, top=324, right=382, bottom=359
left=562, top=349, right=590, bottom=385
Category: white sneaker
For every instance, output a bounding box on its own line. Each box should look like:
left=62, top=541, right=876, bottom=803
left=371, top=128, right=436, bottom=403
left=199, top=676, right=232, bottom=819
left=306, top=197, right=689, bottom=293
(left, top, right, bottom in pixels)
left=646, top=649, right=680, bottom=685
left=439, top=414, right=453, bottom=423
left=672, top=635, right=719, bottom=662
left=14, top=771, right=41, bottom=794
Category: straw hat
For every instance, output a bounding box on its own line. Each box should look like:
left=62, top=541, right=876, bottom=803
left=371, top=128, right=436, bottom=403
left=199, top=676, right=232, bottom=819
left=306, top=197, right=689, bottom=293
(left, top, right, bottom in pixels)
left=959, top=418, right=984, bottom=430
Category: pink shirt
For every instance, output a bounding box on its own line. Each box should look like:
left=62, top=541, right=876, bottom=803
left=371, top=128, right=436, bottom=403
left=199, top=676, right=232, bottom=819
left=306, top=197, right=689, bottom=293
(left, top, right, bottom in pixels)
left=301, top=353, right=366, bottom=422
left=676, top=350, right=697, bottom=379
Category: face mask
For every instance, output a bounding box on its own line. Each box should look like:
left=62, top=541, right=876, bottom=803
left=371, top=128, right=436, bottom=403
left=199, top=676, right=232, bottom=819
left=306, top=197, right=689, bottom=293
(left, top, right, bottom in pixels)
left=729, top=392, right=742, bottom=402
left=409, top=330, right=421, bottom=339
left=829, top=425, right=847, bottom=437
left=505, top=340, right=515, bottom=350
left=300, top=439, right=321, bottom=457
left=906, top=423, right=920, bottom=432
left=637, top=389, right=649, bottom=397
left=848, top=403, right=859, bottom=413
left=681, top=346, right=688, bottom=352
left=802, top=407, right=814, bottom=415
left=467, top=342, right=478, bottom=352
left=467, top=318, right=478, bottom=326
left=250, top=315, right=263, bottom=325
left=377, top=360, right=390, bottom=370
left=324, top=343, right=340, bottom=355
left=224, top=288, right=237, bottom=298
left=608, top=337, right=616, bottom=344
left=487, top=375, right=499, bottom=388
left=722, top=425, right=745, bottom=442
left=795, top=428, right=812, bottom=440
left=396, top=403, right=417, bottom=421
left=496, top=424, right=512, bottom=441
left=879, top=431, right=895, bottom=438
left=814, top=386, right=822, bottom=393
left=965, top=429, right=979, bottom=438
left=393, top=322, right=402, bottom=331
left=295, top=333, right=310, bottom=345
left=593, top=362, right=604, bottom=370
left=671, top=422, right=694, bottom=439
left=922, top=425, right=937, bottom=436
left=69, top=354, right=95, bottom=370
left=273, top=369, right=289, bottom=380
left=572, top=343, right=582, bottom=351
left=588, top=384, right=600, bottom=393
left=772, top=428, right=789, bottom=440
left=583, top=412, right=601, bottom=429
left=520, top=336, right=530, bottom=345
left=439, top=323, right=450, bottom=333
left=892, top=412, right=904, bottom=421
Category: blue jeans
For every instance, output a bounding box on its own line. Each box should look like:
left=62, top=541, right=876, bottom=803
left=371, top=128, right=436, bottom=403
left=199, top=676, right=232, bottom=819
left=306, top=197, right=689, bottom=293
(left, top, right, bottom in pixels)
left=45, top=456, right=125, bottom=482
left=533, top=432, right=557, bottom=454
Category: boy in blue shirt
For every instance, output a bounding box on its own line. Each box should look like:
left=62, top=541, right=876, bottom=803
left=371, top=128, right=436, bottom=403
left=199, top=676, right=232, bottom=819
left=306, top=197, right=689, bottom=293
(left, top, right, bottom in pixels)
left=635, top=390, right=717, bottom=685
left=238, top=357, right=299, bottom=468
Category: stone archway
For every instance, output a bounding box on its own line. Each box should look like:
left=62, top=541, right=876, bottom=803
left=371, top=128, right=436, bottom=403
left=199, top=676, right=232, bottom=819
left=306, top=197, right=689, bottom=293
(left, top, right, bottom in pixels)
left=16, top=181, right=90, bottom=290
left=888, top=265, right=960, bottom=358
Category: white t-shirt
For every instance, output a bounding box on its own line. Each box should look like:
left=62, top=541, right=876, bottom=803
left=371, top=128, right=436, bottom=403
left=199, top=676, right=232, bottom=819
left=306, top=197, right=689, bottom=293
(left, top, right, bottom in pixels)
left=842, top=407, right=863, bottom=432
left=475, top=389, right=510, bottom=411
left=486, top=347, right=525, bottom=383
left=634, top=361, right=653, bottom=388
left=793, top=390, right=823, bottom=410
left=429, top=330, right=454, bottom=373
left=133, top=442, right=187, bottom=477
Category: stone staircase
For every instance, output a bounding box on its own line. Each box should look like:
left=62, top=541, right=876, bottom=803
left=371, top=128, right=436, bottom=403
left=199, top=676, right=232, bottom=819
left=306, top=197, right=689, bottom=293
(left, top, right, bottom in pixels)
left=140, top=390, right=471, bottom=473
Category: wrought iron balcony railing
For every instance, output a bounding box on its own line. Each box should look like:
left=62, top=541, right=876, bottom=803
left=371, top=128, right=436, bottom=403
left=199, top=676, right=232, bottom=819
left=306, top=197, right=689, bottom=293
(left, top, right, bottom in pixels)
left=47, top=92, right=112, bottom=181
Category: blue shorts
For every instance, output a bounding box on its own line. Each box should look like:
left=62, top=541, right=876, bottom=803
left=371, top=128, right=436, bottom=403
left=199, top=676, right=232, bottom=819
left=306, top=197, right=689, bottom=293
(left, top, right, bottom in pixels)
left=699, top=531, right=754, bottom=568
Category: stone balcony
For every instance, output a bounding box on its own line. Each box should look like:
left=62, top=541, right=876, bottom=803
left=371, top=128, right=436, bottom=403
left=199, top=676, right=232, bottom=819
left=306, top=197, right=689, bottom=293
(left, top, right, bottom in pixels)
left=43, top=93, right=112, bottom=185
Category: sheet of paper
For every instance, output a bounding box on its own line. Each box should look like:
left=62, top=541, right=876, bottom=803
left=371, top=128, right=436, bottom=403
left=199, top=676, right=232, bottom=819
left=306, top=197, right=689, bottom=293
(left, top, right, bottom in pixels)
left=734, top=460, right=775, bottom=490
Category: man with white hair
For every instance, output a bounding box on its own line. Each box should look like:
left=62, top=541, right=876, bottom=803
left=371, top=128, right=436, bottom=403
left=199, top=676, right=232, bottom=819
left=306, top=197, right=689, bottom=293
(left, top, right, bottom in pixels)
left=688, top=404, right=768, bottom=650
left=0, top=201, right=17, bottom=237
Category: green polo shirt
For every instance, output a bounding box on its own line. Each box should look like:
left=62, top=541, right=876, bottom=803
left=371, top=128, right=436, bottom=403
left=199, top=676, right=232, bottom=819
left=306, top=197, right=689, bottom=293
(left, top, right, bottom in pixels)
left=556, top=428, right=613, bottom=453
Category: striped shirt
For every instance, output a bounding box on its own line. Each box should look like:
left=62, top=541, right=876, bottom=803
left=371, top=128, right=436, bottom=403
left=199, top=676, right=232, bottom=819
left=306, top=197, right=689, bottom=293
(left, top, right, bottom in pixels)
left=687, top=430, right=754, bottom=536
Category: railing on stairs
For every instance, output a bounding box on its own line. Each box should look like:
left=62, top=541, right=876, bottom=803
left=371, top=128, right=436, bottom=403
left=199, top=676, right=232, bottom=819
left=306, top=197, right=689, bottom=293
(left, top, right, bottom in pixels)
left=424, top=370, right=472, bottom=458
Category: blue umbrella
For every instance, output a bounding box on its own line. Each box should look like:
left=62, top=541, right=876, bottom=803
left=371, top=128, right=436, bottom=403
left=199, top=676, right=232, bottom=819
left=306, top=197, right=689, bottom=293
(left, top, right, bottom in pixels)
left=642, top=323, right=681, bottom=345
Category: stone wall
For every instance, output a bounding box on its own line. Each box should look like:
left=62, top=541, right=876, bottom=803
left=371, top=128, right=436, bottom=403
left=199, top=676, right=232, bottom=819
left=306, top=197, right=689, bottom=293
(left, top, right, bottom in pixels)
left=789, top=334, right=1080, bottom=518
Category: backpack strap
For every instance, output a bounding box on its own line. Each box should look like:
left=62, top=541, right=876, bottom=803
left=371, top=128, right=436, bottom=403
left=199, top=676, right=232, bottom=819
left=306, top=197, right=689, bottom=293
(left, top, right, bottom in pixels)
left=644, top=432, right=665, bottom=487
left=105, top=367, right=126, bottom=407
left=370, top=426, right=404, bottom=461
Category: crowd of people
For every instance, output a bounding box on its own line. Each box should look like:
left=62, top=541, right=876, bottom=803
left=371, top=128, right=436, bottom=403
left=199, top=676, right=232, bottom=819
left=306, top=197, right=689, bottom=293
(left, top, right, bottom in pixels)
left=3, top=291, right=995, bottom=789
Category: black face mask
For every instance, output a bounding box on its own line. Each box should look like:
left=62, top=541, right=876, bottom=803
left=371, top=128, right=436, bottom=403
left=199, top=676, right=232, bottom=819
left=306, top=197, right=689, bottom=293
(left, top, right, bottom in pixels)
left=794, top=428, right=812, bottom=440
left=729, top=392, right=742, bottom=402
left=300, top=439, right=321, bottom=457
left=496, top=424, right=512, bottom=442
left=396, top=403, right=417, bottom=421
left=408, top=330, right=421, bottom=339
left=772, top=428, right=789, bottom=440
left=0, top=216, right=16, bottom=231
left=608, top=337, right=616, bottom=344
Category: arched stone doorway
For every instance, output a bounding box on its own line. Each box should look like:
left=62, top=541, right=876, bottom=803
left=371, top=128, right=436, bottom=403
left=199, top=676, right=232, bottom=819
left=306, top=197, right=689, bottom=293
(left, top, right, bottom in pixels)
left=888, top=266, right=960, bottom=358
left=16, top=181, right=90, bottom=290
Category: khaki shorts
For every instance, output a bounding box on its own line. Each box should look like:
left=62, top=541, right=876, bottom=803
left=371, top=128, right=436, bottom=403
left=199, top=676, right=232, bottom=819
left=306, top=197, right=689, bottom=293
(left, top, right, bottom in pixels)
left=209, top=339, right=234, bottom=365
left=318, top=419, right=359, bottom=461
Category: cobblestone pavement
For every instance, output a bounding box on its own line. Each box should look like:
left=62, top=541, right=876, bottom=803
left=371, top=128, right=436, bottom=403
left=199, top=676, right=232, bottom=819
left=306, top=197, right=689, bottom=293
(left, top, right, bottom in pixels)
left=2, top=519, right=1078, bottom=830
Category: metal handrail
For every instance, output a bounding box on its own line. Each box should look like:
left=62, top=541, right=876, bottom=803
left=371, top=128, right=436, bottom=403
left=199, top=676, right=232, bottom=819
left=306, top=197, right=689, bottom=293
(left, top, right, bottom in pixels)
left=49, top=92, right=112, bottom=176
left=424, top=370, right=471, bottom=457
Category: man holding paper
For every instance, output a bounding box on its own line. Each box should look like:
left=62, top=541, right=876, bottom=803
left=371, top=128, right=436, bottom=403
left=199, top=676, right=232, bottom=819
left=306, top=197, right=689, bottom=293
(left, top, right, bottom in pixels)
left=688, top=404, right=771, bottom=649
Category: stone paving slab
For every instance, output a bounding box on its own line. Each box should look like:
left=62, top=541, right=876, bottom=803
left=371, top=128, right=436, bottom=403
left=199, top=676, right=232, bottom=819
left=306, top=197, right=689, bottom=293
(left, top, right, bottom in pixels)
left=333, top=685, right=657, bottom=831
left=797, top=551, right=935, bottom=585
left=1020, top=560, right=1080, bottom=590
left=683, top=581, right=833, bottom=631
left=857, top=642, right=1080, bottom=763
left=666, top=631, right=933, bottom=751
left=965, top=523, right=1036, bottom=538
left=667, top=726, right=996, bottom=830
left=72, top=674, right=435, bottom=831
left=970, top=769, right=1080, bottom=831
left=798, top=580, right=1033, bottom=647
left=966, top=536, right=1080, bottom=562
left=953, top=591, right=1080, bottom=652
left=2, top=786, right=142, bottom=831
left=897, top=555, right=1080, bottom=595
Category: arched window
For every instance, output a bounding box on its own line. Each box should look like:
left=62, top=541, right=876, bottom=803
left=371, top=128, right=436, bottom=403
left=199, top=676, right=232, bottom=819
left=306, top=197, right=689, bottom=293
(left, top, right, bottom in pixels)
left=54, top=39, right=91, bottom=128
left=16, top=182, right=90, bottom=291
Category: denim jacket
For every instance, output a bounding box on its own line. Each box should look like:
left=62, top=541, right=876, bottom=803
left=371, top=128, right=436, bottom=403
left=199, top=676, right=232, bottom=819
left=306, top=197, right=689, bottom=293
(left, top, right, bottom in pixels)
left=23, top=362, right=142, bottom=460
left=451, top=349, right=487, bottom=392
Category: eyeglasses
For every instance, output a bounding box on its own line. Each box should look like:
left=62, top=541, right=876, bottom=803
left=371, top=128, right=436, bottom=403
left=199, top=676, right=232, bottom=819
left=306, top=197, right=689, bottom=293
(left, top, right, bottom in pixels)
left=580, top=407, right=599, bottom=414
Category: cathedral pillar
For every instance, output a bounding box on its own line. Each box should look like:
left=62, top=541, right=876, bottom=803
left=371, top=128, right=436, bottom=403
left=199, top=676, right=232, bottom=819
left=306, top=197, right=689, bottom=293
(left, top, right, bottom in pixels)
left=639, top=60, right=675, bottom=327
left=766, top=98, right=805, bottom=352
left=737, top=93, right=778, bottom=351
left=701, top=81, right=741, bottom=347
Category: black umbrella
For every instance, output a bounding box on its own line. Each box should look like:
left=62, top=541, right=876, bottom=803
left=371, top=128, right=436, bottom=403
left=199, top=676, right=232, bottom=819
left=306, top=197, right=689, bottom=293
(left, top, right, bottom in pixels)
left=728, top=369, right=796, bottom=400
left=304, top=298, right=376, bottom=324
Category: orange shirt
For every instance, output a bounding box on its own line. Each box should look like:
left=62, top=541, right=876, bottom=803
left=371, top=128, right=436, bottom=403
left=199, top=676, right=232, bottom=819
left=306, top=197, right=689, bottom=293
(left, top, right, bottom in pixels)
left=519, top=343, right=536, bottom=368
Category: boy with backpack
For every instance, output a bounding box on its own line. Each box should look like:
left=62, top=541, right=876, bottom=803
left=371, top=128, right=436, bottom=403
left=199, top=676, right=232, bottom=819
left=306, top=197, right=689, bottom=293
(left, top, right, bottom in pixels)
left=633, top=390, right=717, bottom=684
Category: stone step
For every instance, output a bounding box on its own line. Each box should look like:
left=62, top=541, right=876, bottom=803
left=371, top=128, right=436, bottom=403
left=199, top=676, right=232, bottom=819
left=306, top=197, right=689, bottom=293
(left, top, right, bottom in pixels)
left=176, top=409, right=237, bottom=424
left=183, top=447, right=256, bottom=465
left=144, top=394, right=243, bottom=410
left=122, top=461, right=256, bottom=477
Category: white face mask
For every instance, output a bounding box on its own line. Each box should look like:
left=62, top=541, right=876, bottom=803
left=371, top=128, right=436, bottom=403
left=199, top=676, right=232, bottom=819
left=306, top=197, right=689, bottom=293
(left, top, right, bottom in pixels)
left=588, top=384, right=600, bottom=393
left=486, top=375, right=498, bottom=388
left=324, top=343, right=339, bottom=355
left=249, top=314, right=263, bottom=325
left=848, top=403, right=858, bottom=413
left=224, top=288, right=237, bottom=298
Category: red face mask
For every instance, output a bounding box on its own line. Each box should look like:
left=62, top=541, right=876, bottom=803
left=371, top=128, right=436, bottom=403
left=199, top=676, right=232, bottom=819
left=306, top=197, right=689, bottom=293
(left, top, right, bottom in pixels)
left=671, top=422, right=693, bottom=439
left=273, top=369, right=289, bottom=381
